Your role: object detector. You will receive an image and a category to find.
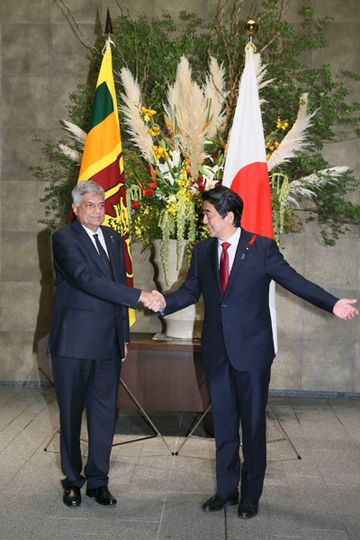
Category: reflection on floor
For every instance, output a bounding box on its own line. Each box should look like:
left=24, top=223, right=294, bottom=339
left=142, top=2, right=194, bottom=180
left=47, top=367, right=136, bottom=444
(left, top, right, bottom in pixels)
left=1, top=386, right=360, bottom=539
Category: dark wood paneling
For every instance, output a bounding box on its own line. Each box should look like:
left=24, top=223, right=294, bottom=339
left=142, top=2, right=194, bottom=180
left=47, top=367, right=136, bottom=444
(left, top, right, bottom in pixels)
left=118, top=333, right=209, bottom=412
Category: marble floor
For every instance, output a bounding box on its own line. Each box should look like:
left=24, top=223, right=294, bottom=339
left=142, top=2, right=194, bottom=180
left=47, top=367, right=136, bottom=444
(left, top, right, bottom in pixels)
left=1, top=386, right=360, bottom=539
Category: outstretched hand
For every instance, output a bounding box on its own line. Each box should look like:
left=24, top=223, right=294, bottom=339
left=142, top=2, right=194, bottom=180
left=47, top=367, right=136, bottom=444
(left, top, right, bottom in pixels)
left=333, top=299, right=358, bottom=320
left=139, top=290, right=166, bottom=313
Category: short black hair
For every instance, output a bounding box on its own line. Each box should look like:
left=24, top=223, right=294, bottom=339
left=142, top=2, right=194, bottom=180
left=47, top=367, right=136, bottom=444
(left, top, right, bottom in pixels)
left=202, top=186, right=243, bottom=227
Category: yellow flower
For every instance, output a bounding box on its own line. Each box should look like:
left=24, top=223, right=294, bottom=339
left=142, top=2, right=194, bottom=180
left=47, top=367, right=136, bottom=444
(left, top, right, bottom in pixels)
left=134, top=222, right=143, bottom=237
left=166, top=201, right=177, bottom=216
left=152, top=145, right=168, bottom=160
left=140, top=106, right=157, bottom=123
left=148, top=125, right=161, bottom=137
left=276, top=117, right=289, bottom=131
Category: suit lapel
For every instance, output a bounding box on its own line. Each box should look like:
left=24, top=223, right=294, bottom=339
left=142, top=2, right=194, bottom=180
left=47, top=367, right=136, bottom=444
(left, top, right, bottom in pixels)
left=102, top=226, right=121, bottom=281
left=208, top=238, right=221, bottom=295
left=72, top=220, right=111, bottom=276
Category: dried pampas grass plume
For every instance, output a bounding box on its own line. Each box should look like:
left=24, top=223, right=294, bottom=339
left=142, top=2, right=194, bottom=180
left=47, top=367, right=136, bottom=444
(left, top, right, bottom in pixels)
left=61, top=120, right=87, bottom=145
left=164, top=56, right=193, bottom=151
left=58, top=143, right=80, bottom=163
left=204, top=56, right=227, bottom=138
left=164, top=56, right=211, bottom=176
left=268, top=93, right=315, bottom=171
left=253, top=52, right=274, bottom=106
left=287, top=166, right=350, bottom=207
left=119, top=67, right=153, bottom=162
left=185, top=81, right=210, bottom=176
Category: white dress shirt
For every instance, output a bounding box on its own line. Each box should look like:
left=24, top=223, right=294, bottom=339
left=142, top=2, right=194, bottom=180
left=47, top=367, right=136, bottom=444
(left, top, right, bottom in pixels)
left=81, top=224, right=110, bottom=257
left=217, top=227, right=241, bottom=273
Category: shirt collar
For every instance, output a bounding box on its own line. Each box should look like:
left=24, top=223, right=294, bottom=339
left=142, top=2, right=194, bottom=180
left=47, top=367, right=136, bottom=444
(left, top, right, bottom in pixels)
left=81, top=224, right=103, bottom=238
left=218, top=227, right=241, bottom=247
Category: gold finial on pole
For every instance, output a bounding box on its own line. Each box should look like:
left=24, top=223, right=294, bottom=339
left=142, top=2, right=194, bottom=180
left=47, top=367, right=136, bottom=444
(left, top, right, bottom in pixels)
left=244, top=18, right=258, bottom=52
left=244, top=19, right=259, bottom=36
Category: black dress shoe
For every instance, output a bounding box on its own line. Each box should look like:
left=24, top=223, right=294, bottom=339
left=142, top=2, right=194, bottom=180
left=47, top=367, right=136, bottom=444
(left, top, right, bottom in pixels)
left=63, top=486, right=81, bottom=507
left=202, top=494, right=238, bottom=512
left=86, top=486, right=117, bottom=506
left=238, top=499, right=259, bottom=519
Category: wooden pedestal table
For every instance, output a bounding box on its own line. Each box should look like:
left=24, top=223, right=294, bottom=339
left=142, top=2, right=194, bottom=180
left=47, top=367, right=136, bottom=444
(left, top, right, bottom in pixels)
left=116, top=333, right=211, bottom=454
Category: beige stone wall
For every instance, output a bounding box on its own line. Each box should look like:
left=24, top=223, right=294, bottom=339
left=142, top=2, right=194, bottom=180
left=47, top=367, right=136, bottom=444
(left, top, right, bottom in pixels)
left=0, top=0, right=359, bottom=391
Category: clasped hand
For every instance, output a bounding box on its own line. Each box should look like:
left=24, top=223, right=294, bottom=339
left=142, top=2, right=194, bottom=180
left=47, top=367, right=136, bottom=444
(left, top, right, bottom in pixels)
left=140, top=290, right=166, bottom=312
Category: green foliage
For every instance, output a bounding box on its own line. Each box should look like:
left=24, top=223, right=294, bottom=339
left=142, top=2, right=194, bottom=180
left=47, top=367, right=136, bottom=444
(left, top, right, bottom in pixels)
left=67, top=84, right=95, bottom=132
left=36, top=0, right=360, bottom=242
left=32, top=137, right=78, bottom=228
left=312, top=169, right=360, bottom=244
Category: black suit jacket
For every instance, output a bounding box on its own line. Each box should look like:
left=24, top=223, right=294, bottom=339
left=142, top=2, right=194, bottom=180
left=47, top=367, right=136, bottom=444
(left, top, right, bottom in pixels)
left=164, top=230, right=338, bottom=372
left=49, top=219, right=141, bottom=360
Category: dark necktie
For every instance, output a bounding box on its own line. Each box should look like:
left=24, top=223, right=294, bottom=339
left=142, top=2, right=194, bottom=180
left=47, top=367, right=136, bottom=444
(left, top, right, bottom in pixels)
left=93, top=233, right=111, bottom=274
left=219, top=241, right=231, bottom=294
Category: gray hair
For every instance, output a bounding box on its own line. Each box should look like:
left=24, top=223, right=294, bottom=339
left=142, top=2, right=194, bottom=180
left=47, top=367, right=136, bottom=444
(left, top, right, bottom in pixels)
left=72, top=181, right=105, bottom=205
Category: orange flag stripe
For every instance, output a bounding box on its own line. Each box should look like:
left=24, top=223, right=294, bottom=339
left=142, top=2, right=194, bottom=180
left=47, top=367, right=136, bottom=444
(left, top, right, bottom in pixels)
left=79, top=112, right=120, bottom=180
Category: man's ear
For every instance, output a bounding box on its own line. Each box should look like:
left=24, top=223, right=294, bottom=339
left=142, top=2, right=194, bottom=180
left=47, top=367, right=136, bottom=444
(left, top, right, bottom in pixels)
left=72, top=203, right=78, bottom=216
left=226, top=211, right=235, bottom=225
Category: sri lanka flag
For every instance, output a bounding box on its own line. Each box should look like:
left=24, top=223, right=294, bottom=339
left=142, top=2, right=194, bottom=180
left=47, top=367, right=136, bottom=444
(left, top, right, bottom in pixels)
left=78, top=39, right=136, bottom=325
left=222, top=44, right=277, bottom=350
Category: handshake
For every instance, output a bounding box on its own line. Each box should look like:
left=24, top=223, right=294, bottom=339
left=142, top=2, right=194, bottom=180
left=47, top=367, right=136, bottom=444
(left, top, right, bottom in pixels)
left=139, top=290, right=166, bottom=313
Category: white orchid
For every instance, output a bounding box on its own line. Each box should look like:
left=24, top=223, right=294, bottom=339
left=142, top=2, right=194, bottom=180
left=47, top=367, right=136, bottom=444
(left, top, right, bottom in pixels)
left=168, top=149, right=181, bottom=168
left=157, top=165, right=175, bottom=185
left=157, top=150, right=182, bottom=186
left=200, top=164, right=222, bottom=190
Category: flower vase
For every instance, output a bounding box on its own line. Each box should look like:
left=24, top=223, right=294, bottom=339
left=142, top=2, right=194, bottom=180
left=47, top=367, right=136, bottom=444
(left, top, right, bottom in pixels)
left=152, top=239, right=203, bottom=340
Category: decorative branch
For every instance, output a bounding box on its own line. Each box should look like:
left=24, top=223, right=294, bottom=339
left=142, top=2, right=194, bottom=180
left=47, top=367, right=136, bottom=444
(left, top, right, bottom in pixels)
left=53, top=0, right=98, bottom=52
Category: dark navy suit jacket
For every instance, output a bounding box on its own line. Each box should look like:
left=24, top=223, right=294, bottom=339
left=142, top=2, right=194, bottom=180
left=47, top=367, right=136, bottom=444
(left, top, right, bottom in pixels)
left=49, top=219, right=141, bottom=360
left=164, top=229, right=338, bottom=372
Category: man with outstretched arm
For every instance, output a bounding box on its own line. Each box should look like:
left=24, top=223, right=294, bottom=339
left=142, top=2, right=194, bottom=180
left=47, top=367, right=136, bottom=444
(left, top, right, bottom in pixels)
left=152, top=185, right=358, bottom=519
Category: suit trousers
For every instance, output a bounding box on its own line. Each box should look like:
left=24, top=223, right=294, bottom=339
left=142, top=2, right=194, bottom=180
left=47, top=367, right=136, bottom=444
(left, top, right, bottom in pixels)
left=52, top=353, right=121, bottom=489
left=205, top=356, right=271, bottom=501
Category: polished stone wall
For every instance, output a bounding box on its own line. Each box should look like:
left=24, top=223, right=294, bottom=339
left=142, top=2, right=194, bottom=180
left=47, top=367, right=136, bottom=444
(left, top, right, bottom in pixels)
left=0, top=0, right=359, bottom=392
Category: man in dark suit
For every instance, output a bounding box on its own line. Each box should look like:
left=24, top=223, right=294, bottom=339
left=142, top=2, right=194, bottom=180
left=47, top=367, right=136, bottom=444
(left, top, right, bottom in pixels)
left=161, top=186, right=358, bottom=519
left=49, top=180, right=161, bottom=508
